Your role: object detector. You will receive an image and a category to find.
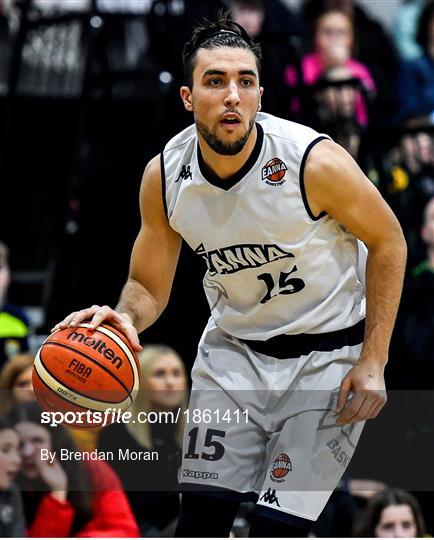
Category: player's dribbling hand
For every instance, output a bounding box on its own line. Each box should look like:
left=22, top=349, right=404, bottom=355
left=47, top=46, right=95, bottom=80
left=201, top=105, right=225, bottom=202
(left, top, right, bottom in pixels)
left=51, top=305, right=142, bottom=352
left=335, top=360, right=387, bottom=425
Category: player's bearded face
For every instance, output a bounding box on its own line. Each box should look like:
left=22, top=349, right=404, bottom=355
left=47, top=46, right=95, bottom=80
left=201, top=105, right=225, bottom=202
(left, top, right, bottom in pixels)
left=195, top=115, right=256, bottom=156
left=181, top=47, right=262, bottom=156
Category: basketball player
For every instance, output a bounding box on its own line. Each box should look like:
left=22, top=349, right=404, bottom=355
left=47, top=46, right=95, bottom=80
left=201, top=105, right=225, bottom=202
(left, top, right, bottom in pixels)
left=53, top=16, right=407, bottom=537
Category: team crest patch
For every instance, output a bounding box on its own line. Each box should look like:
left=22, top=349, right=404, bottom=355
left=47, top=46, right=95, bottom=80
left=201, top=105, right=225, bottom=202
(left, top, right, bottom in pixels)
left=270, top=453, right=292, bottom=482
left=262, top=158, right=287, bottom=186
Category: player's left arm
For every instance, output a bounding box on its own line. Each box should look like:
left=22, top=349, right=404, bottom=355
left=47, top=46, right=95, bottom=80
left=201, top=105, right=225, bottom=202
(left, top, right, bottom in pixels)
left=304, top=139, right=407, bottom=425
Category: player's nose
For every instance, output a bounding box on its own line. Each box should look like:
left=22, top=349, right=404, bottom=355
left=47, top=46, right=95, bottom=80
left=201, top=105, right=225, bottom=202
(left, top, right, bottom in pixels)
left=224, top=81, right=241, bottom=106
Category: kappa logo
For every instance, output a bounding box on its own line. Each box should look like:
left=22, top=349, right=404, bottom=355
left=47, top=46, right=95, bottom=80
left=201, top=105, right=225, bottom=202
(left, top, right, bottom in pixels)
left=262, top=158, right=287, bottom=186
left=182, top=469, right=219, bottom=480
left=260, top=488, right=281, bottom=507
left=270, top=453, right=292, bottom=482
left=175, top=164, right=192, bottom=182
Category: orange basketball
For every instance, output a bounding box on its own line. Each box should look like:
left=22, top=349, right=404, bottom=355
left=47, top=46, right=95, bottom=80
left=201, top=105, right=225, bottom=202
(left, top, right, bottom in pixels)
left=32, top=323, right=140, bottom=428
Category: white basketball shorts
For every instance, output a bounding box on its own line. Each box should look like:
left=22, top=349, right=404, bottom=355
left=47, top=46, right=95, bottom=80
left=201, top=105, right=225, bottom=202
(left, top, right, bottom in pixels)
left=179, top=317, right=365, bottom=524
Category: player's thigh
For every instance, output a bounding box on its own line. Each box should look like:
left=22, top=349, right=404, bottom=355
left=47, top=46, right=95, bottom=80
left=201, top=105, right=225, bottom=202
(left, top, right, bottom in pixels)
left=257, top=408, right=364, bottom=522
left=180, top=386, right=268, bottom=493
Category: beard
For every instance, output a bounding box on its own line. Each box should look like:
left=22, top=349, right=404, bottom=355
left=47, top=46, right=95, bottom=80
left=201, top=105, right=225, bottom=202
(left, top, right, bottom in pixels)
left=196, top=117, right=256, bottom=156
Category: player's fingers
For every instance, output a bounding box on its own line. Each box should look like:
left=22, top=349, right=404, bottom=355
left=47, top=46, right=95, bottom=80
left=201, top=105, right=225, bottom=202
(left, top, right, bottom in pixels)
left=336, top=377, right=351, bottom=413
left=365, top=398, right=380, bottom=420
left=67, top=305, right=102, bottom=328
left=121, top=328, right=142, bottom=352
left=336, top=392, right=366, bottom=425
left=51, top=311, right=80, bottom=332
left=349, top=394, right=375, bottom=422
left=110, top=318, right=142, bottom=352
left=369, top=398, right=386, bottom=419
left=51, top=305, right=101, bottom=332
left=88, top=305, right=114, bottom=329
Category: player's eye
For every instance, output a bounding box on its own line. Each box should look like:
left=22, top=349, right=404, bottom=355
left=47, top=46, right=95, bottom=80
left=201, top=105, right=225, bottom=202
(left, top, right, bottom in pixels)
left=208, top=78, right=222, bottom=86
left=402, top=521, right=413, bottom=529
left=240, top=78, right=253, bottom=87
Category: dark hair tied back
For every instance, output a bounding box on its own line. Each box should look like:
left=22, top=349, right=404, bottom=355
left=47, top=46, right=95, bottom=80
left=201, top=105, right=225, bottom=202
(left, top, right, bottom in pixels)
left=182, top=13, right=262, bottom=87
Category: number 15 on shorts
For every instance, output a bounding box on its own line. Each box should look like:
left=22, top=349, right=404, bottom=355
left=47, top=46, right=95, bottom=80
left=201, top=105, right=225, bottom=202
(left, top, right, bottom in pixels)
left=184, top=427, right=226, bottom=461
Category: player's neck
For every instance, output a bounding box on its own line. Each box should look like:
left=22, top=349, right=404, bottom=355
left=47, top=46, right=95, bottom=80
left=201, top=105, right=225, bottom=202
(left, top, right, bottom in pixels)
left=198, top=125, right=258, bottom=180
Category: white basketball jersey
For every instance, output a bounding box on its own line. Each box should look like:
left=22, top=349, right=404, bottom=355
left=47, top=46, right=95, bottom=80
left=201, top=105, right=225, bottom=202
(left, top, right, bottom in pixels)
left=162, top=112, right=366, bottom=340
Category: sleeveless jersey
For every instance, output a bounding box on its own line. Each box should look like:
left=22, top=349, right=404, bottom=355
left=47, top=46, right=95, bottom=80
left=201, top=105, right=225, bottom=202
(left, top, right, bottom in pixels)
left=162, top=112, right=366, bottom=340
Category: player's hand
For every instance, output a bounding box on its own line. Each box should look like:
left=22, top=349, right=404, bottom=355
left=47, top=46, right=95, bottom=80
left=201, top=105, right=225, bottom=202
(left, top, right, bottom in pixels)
left=336, top=359, right=387, bottom=425
left=51, top=305, right=142, bottom=352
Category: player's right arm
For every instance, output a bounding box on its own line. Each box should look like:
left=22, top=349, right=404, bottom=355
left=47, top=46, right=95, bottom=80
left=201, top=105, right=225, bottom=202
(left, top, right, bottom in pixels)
left=51, top=155, right=182, bottom=351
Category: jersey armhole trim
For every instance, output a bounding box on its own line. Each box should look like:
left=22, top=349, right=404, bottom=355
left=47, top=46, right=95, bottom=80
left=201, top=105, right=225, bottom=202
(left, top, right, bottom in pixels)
left=160, top=152, right=168, bottom=217
left=299, top=135, right=330, bottom=221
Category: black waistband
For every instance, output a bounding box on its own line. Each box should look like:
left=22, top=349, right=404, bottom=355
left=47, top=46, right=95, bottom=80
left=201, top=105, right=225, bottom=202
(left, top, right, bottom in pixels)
left=242, top=319, right=365, bottom=359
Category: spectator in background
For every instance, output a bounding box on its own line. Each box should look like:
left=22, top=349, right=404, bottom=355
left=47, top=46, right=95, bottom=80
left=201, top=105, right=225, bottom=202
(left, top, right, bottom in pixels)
left=285, top=8, right=375, bottom=125
left=301, top=0, right=399, bottom=127
left=9, top=401, right=139, bottom=538
left=401, top=197, right=434, bottom=387
left=0, top=418, right=25, bottom=537
left=396, top=1, right=434, bottom=125
left=98, top=344, right=188, bottom=536
left=354, top=488, right=427, bottom=537
left=0, top=352, right=100, bottom=452
left=0, top=242, right=30, bottom=370
left=0, top=353, right=34, bottom=415
left=285, top=7, right=375, bottom=156
left=312, top=477, right=387, bottom=537
left=394, top=0, right=425, bottom=61
left=228, top=0, right=301, bottom=117
left=383, top=127, right=434, bottom=265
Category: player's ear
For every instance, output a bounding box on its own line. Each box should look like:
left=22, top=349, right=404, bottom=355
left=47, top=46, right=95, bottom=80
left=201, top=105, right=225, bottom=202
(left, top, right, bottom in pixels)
left=258, top=86, right=264, bottom=111
left=180, top=86, right=193, bottom=112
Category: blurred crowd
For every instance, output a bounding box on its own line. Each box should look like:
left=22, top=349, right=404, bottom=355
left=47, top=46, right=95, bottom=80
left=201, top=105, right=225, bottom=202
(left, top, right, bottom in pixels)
left=1, top=0, right=434, bottom=537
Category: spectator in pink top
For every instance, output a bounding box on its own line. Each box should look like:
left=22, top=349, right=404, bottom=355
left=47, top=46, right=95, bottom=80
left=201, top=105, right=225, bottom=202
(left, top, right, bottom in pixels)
left=285, top=8, right=376, bottom=127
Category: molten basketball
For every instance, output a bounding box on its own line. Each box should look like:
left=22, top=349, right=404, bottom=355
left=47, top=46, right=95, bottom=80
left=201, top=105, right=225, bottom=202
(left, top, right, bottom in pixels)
left=32, top=323, right=140, bottom=427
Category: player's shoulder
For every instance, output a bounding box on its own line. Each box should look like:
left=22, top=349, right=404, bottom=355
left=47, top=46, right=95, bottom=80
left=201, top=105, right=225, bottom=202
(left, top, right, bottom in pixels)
left=256, top=112, right=325, bottom=148
left=305, top=137, right=350, bottom=178
left=162, top=123, right=196, bottom=154
left=139, top=155, right=162, bottom=199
